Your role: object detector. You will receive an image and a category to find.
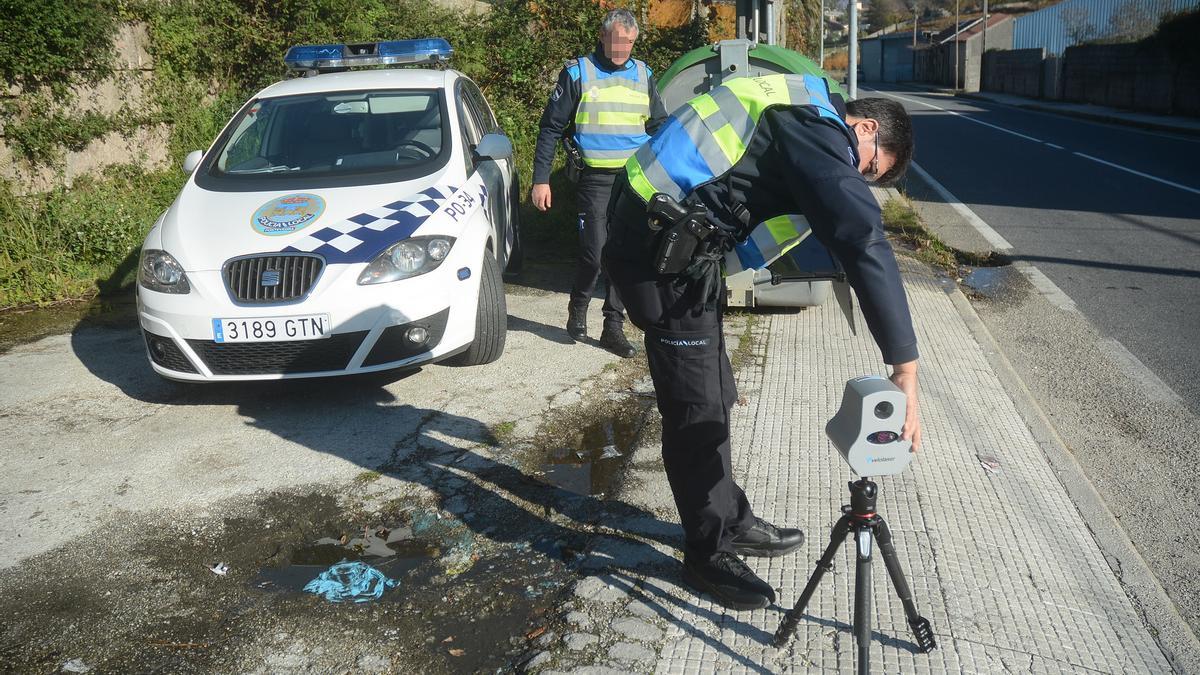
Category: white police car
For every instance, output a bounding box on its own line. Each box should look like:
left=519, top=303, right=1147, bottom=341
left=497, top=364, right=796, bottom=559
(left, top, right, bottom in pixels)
left=137, top=39, right=522, bottom=381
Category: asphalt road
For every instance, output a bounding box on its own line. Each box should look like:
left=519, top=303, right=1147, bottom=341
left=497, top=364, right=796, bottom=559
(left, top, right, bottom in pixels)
left=867, top=85, right=1200, bottom=412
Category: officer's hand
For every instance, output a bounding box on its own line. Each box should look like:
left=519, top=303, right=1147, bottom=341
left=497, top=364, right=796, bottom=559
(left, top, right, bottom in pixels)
left=531, top=183, right=552, bottom=212
left=890, top=361, right=922, bottom=452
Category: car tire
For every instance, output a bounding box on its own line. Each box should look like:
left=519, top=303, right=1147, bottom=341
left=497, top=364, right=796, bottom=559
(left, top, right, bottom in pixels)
left=448, top=251, right=506, bottom=366
left=503, top=175, right=524, bottom=278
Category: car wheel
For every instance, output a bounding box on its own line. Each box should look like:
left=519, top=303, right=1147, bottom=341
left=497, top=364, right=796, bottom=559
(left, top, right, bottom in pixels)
left=503, top=175, right=524, bottom=278
left=448, top=251, right=506, bottom=366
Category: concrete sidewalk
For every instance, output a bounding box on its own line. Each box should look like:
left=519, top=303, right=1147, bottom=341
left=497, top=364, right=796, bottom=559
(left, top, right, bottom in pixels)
left=936, top=87, right=1200, bottom=137
left=527, top=207, right=1198, bottom=673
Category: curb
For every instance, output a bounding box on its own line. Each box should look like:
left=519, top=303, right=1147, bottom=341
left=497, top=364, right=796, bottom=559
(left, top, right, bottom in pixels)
left=957, top=91, right=1200, bottom=138
left=944, top=285, right=1200, bottom=675
left=869, top=186, right=1200, bottom=673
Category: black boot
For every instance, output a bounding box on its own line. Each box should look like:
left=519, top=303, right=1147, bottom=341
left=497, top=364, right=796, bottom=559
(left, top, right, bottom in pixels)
left=682, top=552, right=776, bottom=610
left=566, top=302, right=588, bottom=342
left=599, top=325, right=637, bottom=358
left=731, top=517, right=805, bottom=558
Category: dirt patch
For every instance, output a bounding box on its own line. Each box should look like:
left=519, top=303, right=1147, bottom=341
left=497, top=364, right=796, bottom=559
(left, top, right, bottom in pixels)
left=0, top=487, right=582, bottom=673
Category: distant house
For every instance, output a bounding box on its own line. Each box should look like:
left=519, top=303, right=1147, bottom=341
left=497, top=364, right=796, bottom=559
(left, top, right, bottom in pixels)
left=861, top=31, right=919, bottom=82
left=914, top=13, right=1015, bottom=90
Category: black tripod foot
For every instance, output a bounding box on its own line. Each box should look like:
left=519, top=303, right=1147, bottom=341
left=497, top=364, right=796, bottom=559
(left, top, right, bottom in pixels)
left=909, top=616, right=937, bottom=653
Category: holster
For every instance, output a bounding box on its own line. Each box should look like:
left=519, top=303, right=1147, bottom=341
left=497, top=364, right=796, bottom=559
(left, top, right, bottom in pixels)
left=646, top=194, right=718, bottom=275
left=561, top=135, right=585, bottom=183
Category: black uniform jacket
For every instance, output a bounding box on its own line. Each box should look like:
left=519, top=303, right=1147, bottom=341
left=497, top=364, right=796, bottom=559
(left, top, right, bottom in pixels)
left=611, top=99, right=919, bottom=365
left=532, top=45, right=670, bottom=185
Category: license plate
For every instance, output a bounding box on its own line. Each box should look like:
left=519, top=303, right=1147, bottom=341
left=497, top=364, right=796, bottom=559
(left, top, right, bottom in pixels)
left=212, top=314, right=331, bottom=343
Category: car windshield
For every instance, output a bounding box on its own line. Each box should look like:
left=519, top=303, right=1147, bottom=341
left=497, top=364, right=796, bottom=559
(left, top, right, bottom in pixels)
left=210, top=89, right=445, bottom=180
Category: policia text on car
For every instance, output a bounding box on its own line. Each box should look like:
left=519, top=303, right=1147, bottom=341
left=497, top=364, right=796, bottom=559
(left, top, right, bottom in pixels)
left=605, top=74, right=922, bottom=610
left=531, top=9, right=667, bottom=357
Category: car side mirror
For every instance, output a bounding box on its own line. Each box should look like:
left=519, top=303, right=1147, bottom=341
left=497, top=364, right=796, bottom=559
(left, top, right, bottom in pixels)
left=472, top=133, right=512, bottom=162
left=182, top=150, right=203, bottom=174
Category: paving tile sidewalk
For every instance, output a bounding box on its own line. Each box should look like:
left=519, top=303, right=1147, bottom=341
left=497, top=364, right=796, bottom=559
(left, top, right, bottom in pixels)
left=529, top=223, right=1187, bottom=673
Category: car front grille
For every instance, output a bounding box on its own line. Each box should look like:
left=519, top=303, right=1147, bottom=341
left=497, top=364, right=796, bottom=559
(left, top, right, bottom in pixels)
left=224, top=254, right=324, bottom=304
left=186, top=331, right=368, bottom=375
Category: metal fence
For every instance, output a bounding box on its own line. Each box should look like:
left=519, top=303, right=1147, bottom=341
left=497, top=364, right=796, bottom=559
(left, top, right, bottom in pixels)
left=1013, top=0, right=1199, bottom=55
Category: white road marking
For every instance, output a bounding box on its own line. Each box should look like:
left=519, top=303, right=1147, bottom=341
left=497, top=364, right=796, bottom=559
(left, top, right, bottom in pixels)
left=1098, top=337, right=1186, bottom=407
left=867, top=88, right=1045, bottom=143
left=1013, top=261, right=1077, bottom=311
left=907, top=162, right=1081, bottom=314
left=870, top=87, right=1200, bottom=196
left=1073, top=152, right=1200, bottom=196
left=907, top=162, right=1013, bottom=250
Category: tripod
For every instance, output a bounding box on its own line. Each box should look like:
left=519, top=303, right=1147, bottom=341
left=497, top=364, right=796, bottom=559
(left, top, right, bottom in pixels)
left=773, top=477, right=937, bottom=673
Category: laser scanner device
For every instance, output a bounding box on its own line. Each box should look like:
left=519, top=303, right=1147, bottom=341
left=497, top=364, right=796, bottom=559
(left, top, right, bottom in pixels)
left=826, top=375, right=913, bottom=477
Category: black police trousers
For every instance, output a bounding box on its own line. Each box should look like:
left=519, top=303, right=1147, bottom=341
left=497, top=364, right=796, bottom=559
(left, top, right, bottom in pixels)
left=573, top=171, right=626, bottom=329
left=605, top=189, right=756, bottom=561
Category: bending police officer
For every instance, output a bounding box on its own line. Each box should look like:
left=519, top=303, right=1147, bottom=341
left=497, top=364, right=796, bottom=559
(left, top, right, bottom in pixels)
left=605, top=74, right=923, bottom=610
left=531, top=9, right=667, bottom=357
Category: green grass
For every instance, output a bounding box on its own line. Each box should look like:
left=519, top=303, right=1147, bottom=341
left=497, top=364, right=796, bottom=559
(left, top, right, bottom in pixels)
left=488, top=420, right=518, bottom=446
left=0, top=167, right=184, bottom=309
left=354, top=470, right=383, bottom=485
left=881, top=196, right=1007, bottom=274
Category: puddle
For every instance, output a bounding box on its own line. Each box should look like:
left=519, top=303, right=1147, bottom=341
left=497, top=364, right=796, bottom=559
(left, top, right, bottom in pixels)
left=533, top=406, right=651, bottom=497
left=255, top=529, right=440, bottom=593
left=0, top=294, right=136, bottom=354
left=256, top=510, right=478, bottom=594
left=961, top=265, right=1020, bottom=300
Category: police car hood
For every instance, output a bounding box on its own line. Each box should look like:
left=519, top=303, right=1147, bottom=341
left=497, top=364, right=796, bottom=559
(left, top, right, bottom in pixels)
left=160, top=170, right=470, bottom=271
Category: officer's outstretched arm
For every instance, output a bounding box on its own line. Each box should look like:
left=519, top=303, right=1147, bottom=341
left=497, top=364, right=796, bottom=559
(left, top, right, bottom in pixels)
left=890, top=360, right=921, bottom=451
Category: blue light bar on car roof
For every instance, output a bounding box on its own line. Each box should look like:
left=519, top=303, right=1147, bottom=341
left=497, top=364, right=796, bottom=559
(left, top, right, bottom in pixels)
left=284, top=38, right=453, bottom=71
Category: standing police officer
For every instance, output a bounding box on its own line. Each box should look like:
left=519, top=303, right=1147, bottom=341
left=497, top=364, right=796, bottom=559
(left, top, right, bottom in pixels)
left=605, top=74, right=923, bottom=610
left=531, top=9, right=668, bottom=358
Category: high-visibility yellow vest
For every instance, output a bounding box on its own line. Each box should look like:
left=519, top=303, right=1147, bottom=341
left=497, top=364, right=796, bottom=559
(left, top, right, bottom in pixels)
left=624, top=74, right=848, bottom=274
left=573, top=54, right=652, bottom=169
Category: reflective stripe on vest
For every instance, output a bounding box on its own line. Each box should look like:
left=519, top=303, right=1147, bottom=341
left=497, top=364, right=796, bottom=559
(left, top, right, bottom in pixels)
left=724, top=214, right=813, bottom=276
left=574, top=55, right=652, bottom=169
left=624, top=73, right=846, bottom=203
left=624, top=74, right=845, bottom=273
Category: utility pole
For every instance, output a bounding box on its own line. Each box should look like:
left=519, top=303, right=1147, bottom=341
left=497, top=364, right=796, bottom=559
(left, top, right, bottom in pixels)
left=849, top=0, right=858, bottom=98
left=819, top=0, right=825, bottom=71
left=907, top=5, right=916, bottom=51
left=979, top=0, right=988, bottom=89
left=954, top=0, right=960, bottom=90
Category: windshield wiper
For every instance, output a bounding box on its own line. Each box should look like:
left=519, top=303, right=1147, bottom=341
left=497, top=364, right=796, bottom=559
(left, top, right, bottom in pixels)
left=228, top=164, right=297, bottom=174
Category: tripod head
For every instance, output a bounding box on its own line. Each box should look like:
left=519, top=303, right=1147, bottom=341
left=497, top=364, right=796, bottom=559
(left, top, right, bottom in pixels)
left=826, top=376, right=913, bottom=477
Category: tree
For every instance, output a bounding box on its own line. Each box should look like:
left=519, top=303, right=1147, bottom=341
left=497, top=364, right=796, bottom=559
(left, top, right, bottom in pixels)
left=865, top=0, right=907, bottom=31
left=1106, top=0, right=1158, bottom=41
left=785, top=0, right=822, bottom=55
left=1061, top=4, right=1096, bottom=45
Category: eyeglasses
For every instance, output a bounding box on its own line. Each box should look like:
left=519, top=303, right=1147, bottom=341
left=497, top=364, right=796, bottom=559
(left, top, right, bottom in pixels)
left=865, top=132, right=880, bottom=181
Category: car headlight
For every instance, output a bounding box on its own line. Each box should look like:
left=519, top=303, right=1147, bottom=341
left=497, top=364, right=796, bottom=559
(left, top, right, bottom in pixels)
left=358, top=236, right=456, bottom=285
left=139, top=249, right=191, bottom=294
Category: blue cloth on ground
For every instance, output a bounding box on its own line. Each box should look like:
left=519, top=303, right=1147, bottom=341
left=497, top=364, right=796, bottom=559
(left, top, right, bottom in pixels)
left=303, top=560, right=398, bottom=603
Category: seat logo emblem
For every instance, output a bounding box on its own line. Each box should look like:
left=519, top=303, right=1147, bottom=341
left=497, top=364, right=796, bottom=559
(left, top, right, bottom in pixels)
left=261, top=270, right=281, bottom=287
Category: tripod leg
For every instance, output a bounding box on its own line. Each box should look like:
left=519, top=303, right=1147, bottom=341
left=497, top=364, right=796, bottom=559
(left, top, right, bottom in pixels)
left=773, top=514, right=853, bottom=647
left=853, top=526, right=873, bottom=675
left=875, top=516, right=937, bottom=653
